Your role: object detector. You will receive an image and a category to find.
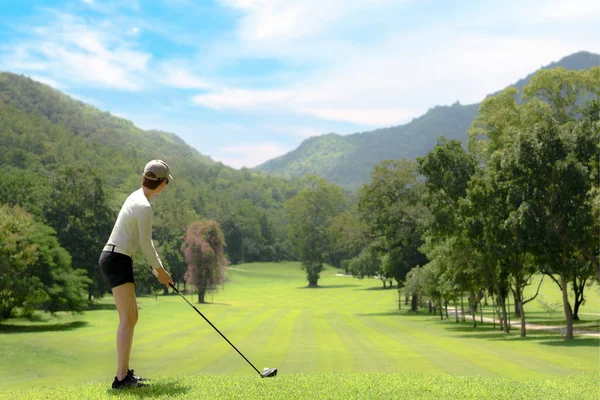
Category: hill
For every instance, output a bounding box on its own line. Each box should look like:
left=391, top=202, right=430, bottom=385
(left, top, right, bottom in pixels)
left=255, top=51, right=600, bottom=187
left=0, top=72, right=303, bottom=281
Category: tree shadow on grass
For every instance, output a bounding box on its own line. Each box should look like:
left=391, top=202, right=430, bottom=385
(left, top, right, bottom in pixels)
left=296, top=284, right=361, bottom=289
left=446, top=324, right=600, bottom=347
left=353, top=286, right=392, bottom=291
left=106, top=381, right=191, bottom=398
left=0, top=320, right=88, bottom=334
left=196, top=302, right=231, bottom=307
left=88, top=303, right=117, bottom=311
left=355, top=311, right=404, bottom=317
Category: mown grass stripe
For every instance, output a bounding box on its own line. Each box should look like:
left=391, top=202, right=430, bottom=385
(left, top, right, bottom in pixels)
left=339, top=311, right=441, bottom=373
left=371, top=314, right=573, bottom=377
left=279, top=309, right=318, bottom=373
left=311, top=310, right=357, bottom=372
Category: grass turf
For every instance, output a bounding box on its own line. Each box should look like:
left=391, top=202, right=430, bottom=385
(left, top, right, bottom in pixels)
left=0, top=373, right=598, bottom=400
left=0, top=262, right=598, bottom=398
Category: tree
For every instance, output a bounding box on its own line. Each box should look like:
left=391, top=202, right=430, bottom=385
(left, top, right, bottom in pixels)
left=358, top=159, right=429, bottom=292
left=152, top=189, right=197, bottom=292
left=499, top=115, right=597, bottom=339
left=347, top=243, right=386, bottom=287
left=286, top=175, right=346, bottom=287
left=181, top=220, right=228, bottom=303
left=466, top=68, right=599, bottom=339
left=0, top=205, right=88, bottom=321
left=327, top=210, right=370, bottom=268
left=45, top=164, right=114, bottom=300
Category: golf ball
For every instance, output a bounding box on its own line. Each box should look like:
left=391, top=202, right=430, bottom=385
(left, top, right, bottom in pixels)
left=264, top=367, right=269, bottom=371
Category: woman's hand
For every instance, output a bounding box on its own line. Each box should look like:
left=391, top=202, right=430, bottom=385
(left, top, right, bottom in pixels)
left=152, top=267, right=173, bottom=286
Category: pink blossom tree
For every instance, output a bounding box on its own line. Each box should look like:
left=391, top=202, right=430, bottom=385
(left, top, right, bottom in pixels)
left=181, top=220, right=227, bottom=303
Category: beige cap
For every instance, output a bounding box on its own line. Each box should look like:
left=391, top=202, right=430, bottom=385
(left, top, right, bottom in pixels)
left=143, top=160, right=173, bottom=181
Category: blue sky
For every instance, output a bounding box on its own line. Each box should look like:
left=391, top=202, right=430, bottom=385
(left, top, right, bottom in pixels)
left=1, top=0, right=599, bottom=168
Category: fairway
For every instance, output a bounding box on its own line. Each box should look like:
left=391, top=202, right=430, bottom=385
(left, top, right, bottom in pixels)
left=0, top=262, right=598, bottom=392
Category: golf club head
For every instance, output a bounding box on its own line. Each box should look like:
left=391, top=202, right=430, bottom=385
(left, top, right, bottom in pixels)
left=261, top=368, right=277, bottom=378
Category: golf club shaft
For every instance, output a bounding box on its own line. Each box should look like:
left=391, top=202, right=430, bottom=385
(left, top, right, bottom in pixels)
left=168, top=282, right=263, bottom=377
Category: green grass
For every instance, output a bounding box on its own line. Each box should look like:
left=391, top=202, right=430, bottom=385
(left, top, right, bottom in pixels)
left=1, top=373, right=598, bottom=400
left=0, top=262, right=598, bottom=399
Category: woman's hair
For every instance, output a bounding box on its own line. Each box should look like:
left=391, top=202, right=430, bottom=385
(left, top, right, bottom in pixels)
left=142, top=172, right=167, bottom=190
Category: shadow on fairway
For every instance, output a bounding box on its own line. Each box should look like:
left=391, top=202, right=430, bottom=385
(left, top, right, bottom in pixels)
left=353, top=286, right=391, bottom=291
left=540, top=337, right=600, bottom=347
left=0, top=320, right=88, bottom=334
left=107, top=381, right=191, bottom=398
left=448, top=325, right=600, bottom=346
left=297, top=284, right=361, bottom=289
left=88, top=303, right=117, bottom=311
left=354, top=311, right=403, bottom=317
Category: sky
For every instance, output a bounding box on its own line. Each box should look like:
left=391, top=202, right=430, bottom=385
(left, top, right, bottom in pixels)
left=1, top=0, right=599, bottom=169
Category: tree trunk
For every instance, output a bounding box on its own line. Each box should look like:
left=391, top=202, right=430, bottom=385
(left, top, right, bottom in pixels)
left=460, top=294, right=465, bottom=322
left=469, top=291, right=477, bottom=327
left=405, top=294, right=409, bottom=306
left=410, top=295, right=418, bottom=312
left=494, top=280, right=509, bottom=333
left=507, top=292, right=511, bottom=330
left=398, top=290, right=402, bottom=310
left=454, top=301, right=459, bottom=323
left=197, top=288, right=206, bottom=304
left=514, top=293, right=520, bottom=317
left=519, top=298, right=526, bottom=337
left=572, top=271, right=587, bottom=321
left=439, top=297, right=444, bottom=320
left=492, top=299, right=496, bottom=329
left=480, top=301, right=483, bottom=324
left=428, top=300, right=432, bottom=314
left=560, top=275, right=574, bottom=340
left=445, top=299, right=449, bottom=319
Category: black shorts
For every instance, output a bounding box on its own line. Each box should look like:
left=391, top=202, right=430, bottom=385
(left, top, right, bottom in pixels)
left=99, top=251, right=135, bottom=289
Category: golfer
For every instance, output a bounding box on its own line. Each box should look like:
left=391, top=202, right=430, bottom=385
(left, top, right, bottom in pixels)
left=99, top=160, right=174, bottom=389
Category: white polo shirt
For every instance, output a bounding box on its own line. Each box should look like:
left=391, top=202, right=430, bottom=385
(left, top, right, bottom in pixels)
left=106, top=188, right=163, bottom=270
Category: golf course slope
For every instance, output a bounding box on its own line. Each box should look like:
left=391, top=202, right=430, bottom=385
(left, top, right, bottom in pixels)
left=0, top=262, right=598, bottom=399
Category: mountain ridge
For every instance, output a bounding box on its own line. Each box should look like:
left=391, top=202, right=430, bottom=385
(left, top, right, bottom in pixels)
left=255, top=51, right=600, bottom=187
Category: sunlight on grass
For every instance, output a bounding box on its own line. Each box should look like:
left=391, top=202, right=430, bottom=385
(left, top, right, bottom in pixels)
left=0, top=262, right=598, bottom=398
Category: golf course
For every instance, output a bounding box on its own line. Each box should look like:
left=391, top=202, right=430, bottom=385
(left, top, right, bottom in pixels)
left=0, top=262, right=598, bottom=399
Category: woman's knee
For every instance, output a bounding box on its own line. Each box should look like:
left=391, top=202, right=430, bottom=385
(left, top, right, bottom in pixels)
left=119, top=310, right=137, bottom=328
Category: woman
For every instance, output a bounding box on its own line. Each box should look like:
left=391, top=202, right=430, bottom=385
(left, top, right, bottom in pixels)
left=99, top=160, right=174, bottom=389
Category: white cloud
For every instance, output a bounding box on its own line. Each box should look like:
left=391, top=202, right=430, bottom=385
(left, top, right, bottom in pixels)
left=215, top=143, right=288, bottom=168
left=158, top=64, right=212, bottom=89
left=192, top=24, right=599, bottom=126
left=529, top=0, right=600, bottom=22
left=192, top=87, right=288, bottom=110
left=221, top=0, right=400, bottom=42
left=3, top=13, right=150, bottom=91
left=81, top=0, right=93, bottom=4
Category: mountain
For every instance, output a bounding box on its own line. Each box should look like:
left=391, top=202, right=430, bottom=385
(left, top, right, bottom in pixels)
left=255, top=51, right=600, bottom=188
left=0, top=72, right=303, bottom=262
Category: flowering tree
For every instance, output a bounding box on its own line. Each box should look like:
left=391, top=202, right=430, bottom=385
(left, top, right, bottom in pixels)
left=181, top=220, right=227, bottom=303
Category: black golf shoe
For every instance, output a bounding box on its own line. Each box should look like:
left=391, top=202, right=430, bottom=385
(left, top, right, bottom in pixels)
left=111, top=374, right=147, bottom=389
left=128, top=369, right=150, bottom=382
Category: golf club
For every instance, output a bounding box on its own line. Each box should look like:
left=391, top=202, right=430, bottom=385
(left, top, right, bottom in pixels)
left=160, top=274, right=277, bottom=378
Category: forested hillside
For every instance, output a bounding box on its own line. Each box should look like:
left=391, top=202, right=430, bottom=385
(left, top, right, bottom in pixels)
left=256, top=51, right=599, bottom=187
left=0, top=73, right=304, bottom=310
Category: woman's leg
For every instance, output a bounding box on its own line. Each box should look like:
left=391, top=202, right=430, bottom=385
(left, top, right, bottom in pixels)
left=111, top=282, right=138, bottom=381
